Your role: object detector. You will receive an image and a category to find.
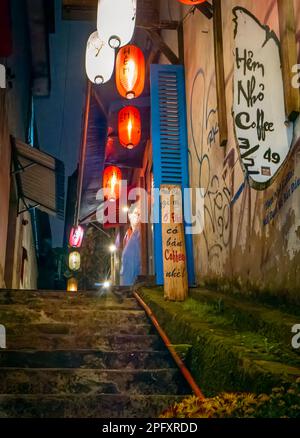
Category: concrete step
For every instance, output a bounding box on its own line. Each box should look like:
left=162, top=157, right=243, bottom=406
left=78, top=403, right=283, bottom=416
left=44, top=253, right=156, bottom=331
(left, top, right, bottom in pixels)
left=5, top=334, right=165, bottom=351
left=5, top=322, right=154, bottom=337
left=0, top=368, right=190, bottom=395
left=0, top=394, right=186, bottom=418
left=0, top=288, right=193, bottom=418
left=0, top=349, right=174, bottom=370
left=0, top=298, right=140, bottom=311
left=0, top=289, right=134, bottom=305
left=0, top=307, right=147, bottom=325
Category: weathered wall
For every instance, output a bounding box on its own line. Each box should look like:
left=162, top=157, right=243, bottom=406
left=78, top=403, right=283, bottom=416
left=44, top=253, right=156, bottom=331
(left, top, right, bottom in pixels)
left=0, top=91, right=11, bottom=288
left=10, top=210, right=38, bottom=291
left=19, top=211, right=38, bottom=290
left=161, top=0, right=300, bottom=304
left=0, top=0, right=38, bottom=291
left=0, top=94, right=38, bottom=290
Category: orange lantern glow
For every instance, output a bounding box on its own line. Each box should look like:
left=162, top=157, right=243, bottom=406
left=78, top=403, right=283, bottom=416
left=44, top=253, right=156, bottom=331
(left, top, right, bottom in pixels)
left=118, top=106, right=141, bottom=149
left=116, top=45, right=145, bottom=100
left=103, top=166, right=122, bottom=202
left=69, top=226, right=84, bottom=248
left=177, top=0, right=206, bottom=4
left=67, top=277, right=78, bottom=292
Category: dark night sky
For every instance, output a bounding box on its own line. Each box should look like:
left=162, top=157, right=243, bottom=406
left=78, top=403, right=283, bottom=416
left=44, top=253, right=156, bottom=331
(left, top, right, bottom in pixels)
left=34, top=0, right=93, bottom=247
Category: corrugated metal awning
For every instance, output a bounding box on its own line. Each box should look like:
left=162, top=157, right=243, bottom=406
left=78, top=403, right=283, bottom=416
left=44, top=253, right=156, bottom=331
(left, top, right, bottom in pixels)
left=12, top=138, right=65, bottom=219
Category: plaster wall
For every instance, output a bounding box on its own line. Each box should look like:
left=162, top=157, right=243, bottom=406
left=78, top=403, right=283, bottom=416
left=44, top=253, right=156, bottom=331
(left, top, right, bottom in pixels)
left=161, top=0, right=300, bottom=303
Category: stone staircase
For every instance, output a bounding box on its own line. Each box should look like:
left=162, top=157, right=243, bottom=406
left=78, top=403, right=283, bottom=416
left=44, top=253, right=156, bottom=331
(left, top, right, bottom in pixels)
left=0, top=289, right=191, bottom=418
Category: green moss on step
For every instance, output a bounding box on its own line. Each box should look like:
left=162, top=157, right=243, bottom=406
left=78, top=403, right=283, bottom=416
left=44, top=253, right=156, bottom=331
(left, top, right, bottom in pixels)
left=171, top=344, right=192, bottom=362
left=139, top=287, right=300, bottom=396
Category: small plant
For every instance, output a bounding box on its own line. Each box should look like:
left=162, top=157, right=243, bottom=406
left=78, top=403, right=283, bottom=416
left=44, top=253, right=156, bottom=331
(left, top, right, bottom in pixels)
left=161, top=379, right=300, bottom=418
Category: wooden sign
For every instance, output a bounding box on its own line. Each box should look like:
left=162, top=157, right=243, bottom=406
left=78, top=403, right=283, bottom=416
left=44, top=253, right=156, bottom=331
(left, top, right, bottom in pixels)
left=160, top=185, right=188, bottom=302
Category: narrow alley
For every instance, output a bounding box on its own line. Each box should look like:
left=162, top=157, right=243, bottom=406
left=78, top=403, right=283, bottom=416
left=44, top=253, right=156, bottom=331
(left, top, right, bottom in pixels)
left=0, top=0, right=299, bottom=427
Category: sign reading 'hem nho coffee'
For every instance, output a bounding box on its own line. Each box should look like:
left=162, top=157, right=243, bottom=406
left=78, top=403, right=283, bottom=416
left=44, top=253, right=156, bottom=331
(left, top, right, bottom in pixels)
left=160, top=185, right=188, bottom=301
left=233, top=7, right=293, bottom=190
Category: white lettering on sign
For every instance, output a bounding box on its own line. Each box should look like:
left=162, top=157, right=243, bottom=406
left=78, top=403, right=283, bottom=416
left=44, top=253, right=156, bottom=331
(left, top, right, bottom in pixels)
left=233, top=7, right=293, bottom=189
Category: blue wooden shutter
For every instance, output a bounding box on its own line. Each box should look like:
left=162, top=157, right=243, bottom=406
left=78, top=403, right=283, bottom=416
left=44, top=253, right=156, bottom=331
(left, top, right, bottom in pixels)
left=150, top=64, right=195, bottom=286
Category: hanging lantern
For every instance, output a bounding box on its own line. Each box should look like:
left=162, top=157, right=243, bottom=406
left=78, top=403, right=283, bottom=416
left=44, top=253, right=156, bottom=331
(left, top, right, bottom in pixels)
left=118, top=106, right=141, bottom=149
left=67, top=277, right=78, bottom=292
left=69, top=226, right=84, bottom=248
left=86, top=31, right=115, bottom=85
left=69, top=251, right=81, bottom=272
left=97, top=0, right=137, bottom=49
left=103, top=166, right=122, bottom=202
left=177, top=0, right=206, bottom=4
left=116, top=45, right=145, bottom=99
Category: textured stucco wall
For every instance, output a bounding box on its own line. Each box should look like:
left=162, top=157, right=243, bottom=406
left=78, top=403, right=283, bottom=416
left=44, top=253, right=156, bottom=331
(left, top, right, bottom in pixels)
left=161, top=0, right=300, bottom=303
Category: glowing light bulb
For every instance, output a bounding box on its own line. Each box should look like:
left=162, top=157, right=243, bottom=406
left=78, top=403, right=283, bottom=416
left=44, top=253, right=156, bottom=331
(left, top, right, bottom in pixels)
left=127, top=118, right=133, bottom=148
left=126, top=60, right=137, bottom=99
left=109, top=244, right=117, bottom=253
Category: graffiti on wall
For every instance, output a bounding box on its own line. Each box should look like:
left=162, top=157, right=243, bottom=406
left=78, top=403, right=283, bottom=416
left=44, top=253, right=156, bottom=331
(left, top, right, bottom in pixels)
left=233, top=7, right=293, bottom=190
left=263, top=169, right=300, bottom=226
left=189, top=70, right=233, bottom=271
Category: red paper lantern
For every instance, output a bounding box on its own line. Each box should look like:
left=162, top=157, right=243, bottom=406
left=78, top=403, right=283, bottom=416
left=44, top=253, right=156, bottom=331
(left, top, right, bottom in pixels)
left=118, top=106, right=141, bottom=149
left=69, top=226, right=84, bottom=248
left=177, top=0, right=206, bottom=4
left=103, top=166, right=122, bottom=202
left=116, top=45, right=145, bottom=99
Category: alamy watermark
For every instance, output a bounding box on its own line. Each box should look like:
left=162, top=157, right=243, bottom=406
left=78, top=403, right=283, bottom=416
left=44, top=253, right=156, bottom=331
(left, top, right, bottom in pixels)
left=0, top=64, right=6, bottom=89
left=96, top=183, right=205, bottom=235
left=291, top=324, right=300, bottom=350
left=292, top=65, right=300, bottom=89
left=0, top=324, right=6, bottom=349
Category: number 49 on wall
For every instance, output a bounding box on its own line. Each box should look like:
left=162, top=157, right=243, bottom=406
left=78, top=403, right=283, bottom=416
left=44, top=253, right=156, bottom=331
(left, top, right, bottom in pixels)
left=263, top=148, right=280, bottom=165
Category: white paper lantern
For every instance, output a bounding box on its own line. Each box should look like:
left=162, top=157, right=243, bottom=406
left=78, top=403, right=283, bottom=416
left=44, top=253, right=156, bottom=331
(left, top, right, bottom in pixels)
left=97, top=0, right=137, bottom=49
left=85, top=31, right=115, bottom=85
